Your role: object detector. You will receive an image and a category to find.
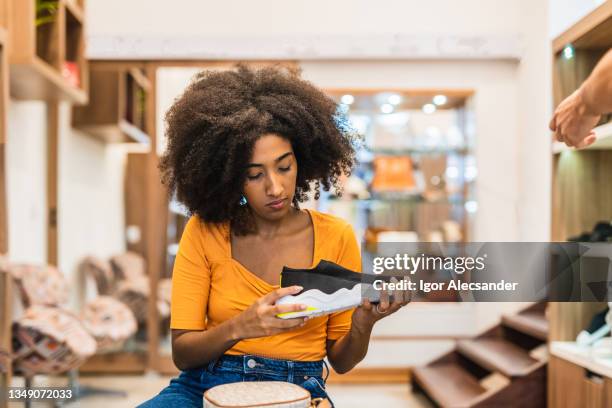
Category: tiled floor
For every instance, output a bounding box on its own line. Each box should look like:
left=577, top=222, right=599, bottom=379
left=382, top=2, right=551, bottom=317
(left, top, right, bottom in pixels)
left=10, top=374, right=433, bottom=407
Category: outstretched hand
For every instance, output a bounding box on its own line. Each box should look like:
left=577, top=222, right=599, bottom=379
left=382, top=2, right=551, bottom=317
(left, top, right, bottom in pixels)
left=550, top=88, right=600, bottom=149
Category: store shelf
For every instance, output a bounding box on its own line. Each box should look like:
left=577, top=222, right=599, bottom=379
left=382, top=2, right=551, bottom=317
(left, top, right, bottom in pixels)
left=550, top=341, right=612, bottom=379
left=73, top=65, right=151, bottom=145
left=552, top=0, right=612, bottom=53
left=8, top=0, right=88, bottom=104
left=552, top=121, right=612, bottom=154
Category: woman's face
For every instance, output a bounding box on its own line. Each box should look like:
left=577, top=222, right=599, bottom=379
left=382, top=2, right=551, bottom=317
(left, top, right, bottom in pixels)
left=243, top=134, right=298, bottom=221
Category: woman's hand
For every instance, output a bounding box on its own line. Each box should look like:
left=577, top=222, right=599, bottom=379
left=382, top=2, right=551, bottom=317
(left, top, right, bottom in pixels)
left=231, top=286, right=308, bottom=340
left=351, top=278, right=412, bottom=333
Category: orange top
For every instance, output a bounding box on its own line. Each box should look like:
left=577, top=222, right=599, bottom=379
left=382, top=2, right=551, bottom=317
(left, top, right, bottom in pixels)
left=170, top=209, right=362, bottom=361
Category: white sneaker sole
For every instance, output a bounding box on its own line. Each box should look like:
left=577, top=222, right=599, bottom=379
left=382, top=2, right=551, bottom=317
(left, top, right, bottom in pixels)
left=276, top=284, right=376, bottom=319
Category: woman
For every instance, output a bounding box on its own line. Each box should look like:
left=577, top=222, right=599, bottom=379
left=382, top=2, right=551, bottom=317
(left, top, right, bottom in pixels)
left=140, top=65, right=409, bottom=407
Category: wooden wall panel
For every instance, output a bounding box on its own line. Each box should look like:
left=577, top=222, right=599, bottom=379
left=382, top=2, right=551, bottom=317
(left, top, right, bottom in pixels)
left=551, top=150, right=612, bottom=241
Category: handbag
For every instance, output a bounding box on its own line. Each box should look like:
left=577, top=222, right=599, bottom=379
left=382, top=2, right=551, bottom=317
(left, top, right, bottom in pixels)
left=204, top=381, right=317, bottom=408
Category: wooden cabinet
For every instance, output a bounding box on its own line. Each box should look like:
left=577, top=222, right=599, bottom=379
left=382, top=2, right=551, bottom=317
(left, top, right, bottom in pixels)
left=549, top=354, right=612, bottom=408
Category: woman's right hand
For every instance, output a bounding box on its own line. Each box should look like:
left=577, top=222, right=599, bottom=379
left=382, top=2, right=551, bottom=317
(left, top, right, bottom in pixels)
left=231, top=286, right=308, bottom=340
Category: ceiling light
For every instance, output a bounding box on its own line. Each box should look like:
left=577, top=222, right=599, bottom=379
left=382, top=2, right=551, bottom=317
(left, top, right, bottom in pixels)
left=380, top=103, right=394, bottom=114
left=563, top=45, right=574, bottom=60
left=388, top=94, right=402, bottom=105
left=341, top=94, right=355, bottom=105
left=422, top=103, right=436, bottom=114
left=433, top=95, right=447, bottom=106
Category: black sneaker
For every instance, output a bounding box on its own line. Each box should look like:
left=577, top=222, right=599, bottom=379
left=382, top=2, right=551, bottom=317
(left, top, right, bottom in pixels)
left=276, top=260, right=399, bottom=319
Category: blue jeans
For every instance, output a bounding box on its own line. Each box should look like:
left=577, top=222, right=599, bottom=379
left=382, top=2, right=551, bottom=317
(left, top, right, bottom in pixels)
left=138, top=354, right=333, bottom=407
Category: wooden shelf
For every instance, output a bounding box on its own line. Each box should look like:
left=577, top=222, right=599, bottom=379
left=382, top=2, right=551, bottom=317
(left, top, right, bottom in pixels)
left=552, top=1, right=612, bottom=53
left=552, top=121, right=612, bottom=154
left=551, top=341, right=612, bottom=379
left=73, top=64, right=151, bottom=145
left=8, top=0, right=88, bottom=104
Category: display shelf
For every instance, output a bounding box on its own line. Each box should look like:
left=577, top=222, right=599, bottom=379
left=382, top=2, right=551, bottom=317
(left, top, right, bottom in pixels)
left=548, top=0, right=612, bottom=365
left=550, top=341, right=612, bottom=379
left=8, top=0, right=88, bottom=104
left=552, top=121, right=612, bottom=154
left=552, top=0, right=612, bottom=54
left=73, top=64, right=151, bottom=145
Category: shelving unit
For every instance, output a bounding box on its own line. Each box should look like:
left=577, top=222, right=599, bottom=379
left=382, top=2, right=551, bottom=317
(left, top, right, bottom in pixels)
left=548, top=3, right=612, bottom=407
left=77, top=63, right=155, bottom=374
left=73, top=64, right=151, bottom=144
left=324, top=89, right=475, bottom=245
left=8, top=0, right=88, bottom=104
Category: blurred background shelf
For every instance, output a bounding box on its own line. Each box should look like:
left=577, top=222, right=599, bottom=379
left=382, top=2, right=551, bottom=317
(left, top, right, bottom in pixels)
left=8, top=0, right=88, bottom=104
left=323, top=88, right=476, bottom=244
left=73, top=64, right=151, bottom=145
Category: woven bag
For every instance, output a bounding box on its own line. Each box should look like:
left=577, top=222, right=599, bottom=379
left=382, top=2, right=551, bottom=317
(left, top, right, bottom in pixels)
left=204, top=381, right=311, bottom=408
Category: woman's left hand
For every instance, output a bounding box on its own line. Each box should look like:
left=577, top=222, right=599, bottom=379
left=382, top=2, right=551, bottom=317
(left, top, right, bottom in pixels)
left=351, top=278, right=412, bottom=332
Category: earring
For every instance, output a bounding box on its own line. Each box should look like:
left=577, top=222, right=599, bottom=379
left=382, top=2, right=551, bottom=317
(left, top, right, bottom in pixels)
left=239, top=195, right=247, bottom=206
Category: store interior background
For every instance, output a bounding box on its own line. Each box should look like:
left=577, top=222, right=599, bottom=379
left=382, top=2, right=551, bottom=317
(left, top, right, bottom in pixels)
left=2, top=0, right=611, bottom=407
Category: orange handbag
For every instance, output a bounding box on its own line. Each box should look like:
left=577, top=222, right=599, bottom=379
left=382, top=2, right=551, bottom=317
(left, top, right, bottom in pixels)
left=371, top=156, right=416, bottom=192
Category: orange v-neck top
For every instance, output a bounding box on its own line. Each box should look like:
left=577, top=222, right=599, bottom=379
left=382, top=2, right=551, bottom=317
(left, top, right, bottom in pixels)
left=170, top=209, right=362, bottom=361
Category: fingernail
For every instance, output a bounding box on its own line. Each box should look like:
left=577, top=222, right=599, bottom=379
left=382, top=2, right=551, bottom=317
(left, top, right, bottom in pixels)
left=294, top=286, right=303, bottom=291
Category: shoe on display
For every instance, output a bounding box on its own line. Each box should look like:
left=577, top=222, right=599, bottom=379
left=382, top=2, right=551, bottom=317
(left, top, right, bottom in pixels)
left=276, top=260, right=403, bottom=319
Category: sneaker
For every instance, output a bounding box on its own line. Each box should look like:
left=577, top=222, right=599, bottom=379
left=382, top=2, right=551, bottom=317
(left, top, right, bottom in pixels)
left=276, top=260, right=395, bottom=319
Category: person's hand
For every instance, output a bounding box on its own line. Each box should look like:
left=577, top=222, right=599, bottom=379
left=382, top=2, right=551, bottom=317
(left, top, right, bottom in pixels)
left=550, top=88, right=600, bottom=148
left=232, top=286, right=308, bottom=340
left=351, top=278, right=411, bottom=333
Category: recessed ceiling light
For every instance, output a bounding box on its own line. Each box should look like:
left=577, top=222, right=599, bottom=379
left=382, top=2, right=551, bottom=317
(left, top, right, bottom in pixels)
left=422, top=103, right=436, bottom=114
left=380, top=103, right=394, bottom=114
left=433, top=95, right=447, bottom=106
left=388, top=94, right=402, bottom=105
left=563, top=45, right=574, bottom=60
left=341, top=94, right=355, bottom=105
